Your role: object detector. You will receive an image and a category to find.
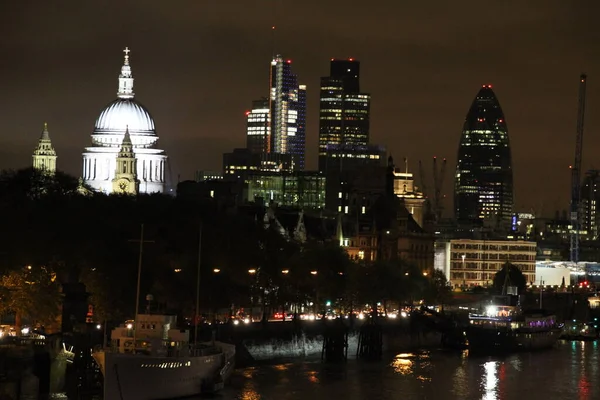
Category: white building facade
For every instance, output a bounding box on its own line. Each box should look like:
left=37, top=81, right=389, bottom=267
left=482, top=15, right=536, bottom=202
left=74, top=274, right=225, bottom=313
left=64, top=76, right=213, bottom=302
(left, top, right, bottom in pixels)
left=435, top=239, right=537, bottom=288
left=82, top=48, right=166, bottom=194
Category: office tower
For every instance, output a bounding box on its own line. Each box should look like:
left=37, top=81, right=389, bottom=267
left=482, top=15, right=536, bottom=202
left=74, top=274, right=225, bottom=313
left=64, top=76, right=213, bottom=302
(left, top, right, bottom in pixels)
left=318, top=59, right=371, bottom=172
left=454, top=84, right=514, bottom=228
left=246, top=98, right=270, bottom=154
left=269, top=55, right=306, bottom=170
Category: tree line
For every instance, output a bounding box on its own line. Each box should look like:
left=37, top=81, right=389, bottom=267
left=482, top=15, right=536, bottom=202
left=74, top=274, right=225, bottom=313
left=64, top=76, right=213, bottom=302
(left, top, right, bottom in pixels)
left=0, top=168, right=451, bottom=330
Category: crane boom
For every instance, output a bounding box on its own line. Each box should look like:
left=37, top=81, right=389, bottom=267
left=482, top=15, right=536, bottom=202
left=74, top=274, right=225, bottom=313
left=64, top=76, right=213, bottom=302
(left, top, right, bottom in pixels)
left=570, top=74, right=587, bottom=263
left=432, top=157, right=448, bottom=221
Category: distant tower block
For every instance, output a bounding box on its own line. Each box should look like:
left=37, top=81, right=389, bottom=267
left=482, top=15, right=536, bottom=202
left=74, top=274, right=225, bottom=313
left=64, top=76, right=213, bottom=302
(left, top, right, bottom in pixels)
left=32, top=122, right=57, bottom=174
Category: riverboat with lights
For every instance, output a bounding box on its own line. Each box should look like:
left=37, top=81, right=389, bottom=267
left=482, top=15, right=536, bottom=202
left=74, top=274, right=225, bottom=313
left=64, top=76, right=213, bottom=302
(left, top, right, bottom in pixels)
left=93, top=314, right=235, bottom=400
left=466, top=305, right=561, bottom=352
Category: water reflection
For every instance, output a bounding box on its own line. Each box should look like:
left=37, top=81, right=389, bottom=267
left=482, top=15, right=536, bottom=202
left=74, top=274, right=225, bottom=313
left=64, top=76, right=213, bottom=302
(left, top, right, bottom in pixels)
left=481, top=361, right=498, bottom=400
left=390, top=353, right=414, bottom=375
left=217, top=343, right=600, bottom=400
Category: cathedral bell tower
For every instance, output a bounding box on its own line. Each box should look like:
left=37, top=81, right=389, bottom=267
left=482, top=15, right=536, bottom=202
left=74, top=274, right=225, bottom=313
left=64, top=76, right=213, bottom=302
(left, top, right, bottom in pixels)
left=32, top=122, right=57, bottom=174
left=112, top=126, right=139, bottom=194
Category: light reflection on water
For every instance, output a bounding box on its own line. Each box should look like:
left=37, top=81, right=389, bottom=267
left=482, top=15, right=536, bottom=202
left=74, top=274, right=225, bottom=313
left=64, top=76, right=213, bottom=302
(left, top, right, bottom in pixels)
left=217, top=341, right=600, bottom=400
left=482, top=361, right=498, bottom=400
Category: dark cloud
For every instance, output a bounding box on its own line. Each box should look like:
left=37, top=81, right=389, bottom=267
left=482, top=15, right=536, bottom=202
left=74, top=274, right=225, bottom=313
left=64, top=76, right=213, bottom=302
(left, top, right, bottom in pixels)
left=1, top=0, right=599, bottom=214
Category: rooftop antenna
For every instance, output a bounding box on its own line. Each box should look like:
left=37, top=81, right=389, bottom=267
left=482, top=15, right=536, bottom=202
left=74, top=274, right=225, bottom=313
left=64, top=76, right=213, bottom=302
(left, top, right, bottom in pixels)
left=271, top=25, right=276, bottom=59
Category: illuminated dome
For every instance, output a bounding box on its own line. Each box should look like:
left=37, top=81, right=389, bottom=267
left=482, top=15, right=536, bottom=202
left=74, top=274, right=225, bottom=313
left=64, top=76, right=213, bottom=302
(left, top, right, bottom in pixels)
left=94, top=98, right=155, bottom=134
left=82, top=47, right=167, bottom=194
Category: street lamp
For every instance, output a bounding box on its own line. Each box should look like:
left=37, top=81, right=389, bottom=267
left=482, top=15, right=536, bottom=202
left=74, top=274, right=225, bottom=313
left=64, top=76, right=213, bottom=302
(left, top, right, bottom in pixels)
left=213, top=268, right=221, bottom=273
left=423, top=272, right=428, bottom=277
left=281, top=269, right=289, bottom=274
left=310, top=271, right=318, bottom=275
left=248, top=269, right=257, bottom=274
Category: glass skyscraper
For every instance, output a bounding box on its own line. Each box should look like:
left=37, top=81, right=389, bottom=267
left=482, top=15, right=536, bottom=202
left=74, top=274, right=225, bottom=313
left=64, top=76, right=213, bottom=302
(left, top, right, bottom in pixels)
left=244, top=55, right=306, bottom=171
left=454, top=85, right=514, bottom=228
left=269, top=55, right=306, bottom=170
left=318, top=59, right=371, bottom=172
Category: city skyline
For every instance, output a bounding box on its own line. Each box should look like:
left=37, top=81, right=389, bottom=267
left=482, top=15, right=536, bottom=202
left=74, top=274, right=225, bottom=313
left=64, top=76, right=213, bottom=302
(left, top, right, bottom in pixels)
left=1, top=1, right=599, bottom=214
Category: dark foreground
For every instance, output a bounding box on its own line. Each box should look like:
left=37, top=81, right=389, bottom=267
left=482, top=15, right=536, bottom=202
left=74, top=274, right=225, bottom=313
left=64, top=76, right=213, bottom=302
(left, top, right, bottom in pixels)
left=212, top=340, right=598, bottom=400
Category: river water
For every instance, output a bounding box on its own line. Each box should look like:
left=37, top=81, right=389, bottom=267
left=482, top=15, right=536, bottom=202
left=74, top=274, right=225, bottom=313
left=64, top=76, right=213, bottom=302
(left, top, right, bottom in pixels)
left=216, top=340, right=599, bottom=400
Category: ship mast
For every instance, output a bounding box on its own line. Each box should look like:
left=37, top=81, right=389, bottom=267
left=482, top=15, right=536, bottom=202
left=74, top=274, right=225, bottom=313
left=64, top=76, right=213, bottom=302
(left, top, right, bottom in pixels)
left=133, top=224, right=144, bottom=352
left=194, top=221, right=202, bottom=347
left=131, top=224, right=154, bottom=353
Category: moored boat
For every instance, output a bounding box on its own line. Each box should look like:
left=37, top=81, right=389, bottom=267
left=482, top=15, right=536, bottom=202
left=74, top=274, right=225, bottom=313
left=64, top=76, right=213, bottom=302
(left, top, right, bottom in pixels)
left=93, top=314, right=235, bottom=400
left=466, top=305, right=561, bottom=353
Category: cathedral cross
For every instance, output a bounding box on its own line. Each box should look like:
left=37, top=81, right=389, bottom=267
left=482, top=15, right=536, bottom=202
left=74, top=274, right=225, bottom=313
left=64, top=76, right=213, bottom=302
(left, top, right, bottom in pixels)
left=123, top=47, right=131, bottom=64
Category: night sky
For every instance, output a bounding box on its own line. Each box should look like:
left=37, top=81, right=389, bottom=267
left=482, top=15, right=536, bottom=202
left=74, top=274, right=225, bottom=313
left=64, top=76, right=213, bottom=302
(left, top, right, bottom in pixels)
left=1, top=1, right=599, bottom=215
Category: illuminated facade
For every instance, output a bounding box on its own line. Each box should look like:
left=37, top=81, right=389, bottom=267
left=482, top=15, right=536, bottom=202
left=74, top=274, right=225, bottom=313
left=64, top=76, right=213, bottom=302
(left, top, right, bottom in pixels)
left=391, top=159, right=426, bottom=228
left=245, top=98, right=270, bottom=154
left=111, top=128, right=139, bottom=195
left=318, top=59, right=371, bottom=172
left=223, top=148, right=293, bottom=177
left=454, top=85, right=513, bottom=228
left=245, top=171, right=326, bottom=210
left=581, top=170, right=600, bottom=240
left=269, top=56, right=306, bottom=170
left=82, top=48, right=167, bottom=194
left=32, top=122, right=57, bottom=174
left=435, top=239, right=536, bottom=288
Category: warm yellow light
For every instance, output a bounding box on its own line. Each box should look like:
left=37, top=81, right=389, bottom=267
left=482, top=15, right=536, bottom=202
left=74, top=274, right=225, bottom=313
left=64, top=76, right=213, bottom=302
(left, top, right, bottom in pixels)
left=281, top=269, right=289, bottom=274
left=174, top=268, right=182, bottom=273
left=310, top=271, right=318, bottom=275
left=248, top=269, right=257, bottom=274
left=213, top=268, right=221, bottom=273
left=423, top=272, right=428, bottom=276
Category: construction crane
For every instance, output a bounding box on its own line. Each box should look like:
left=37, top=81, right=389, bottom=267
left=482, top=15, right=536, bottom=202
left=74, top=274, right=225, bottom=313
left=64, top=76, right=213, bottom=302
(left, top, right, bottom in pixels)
left=432, top=157, right=448, bottom=221
left=418, top=160, right=433, bottom=221
left=570, top=74, right=587, bottom=264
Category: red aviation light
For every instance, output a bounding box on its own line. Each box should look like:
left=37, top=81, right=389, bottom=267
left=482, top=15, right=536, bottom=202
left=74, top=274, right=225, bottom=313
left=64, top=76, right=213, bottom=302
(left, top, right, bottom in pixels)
left=287, top=59, right=292, bottom=63
left=349, top=58, right=354, bottom=61
left=245, top=111, right=251, bottom=116
left=499, top=119, right=504, bottom=123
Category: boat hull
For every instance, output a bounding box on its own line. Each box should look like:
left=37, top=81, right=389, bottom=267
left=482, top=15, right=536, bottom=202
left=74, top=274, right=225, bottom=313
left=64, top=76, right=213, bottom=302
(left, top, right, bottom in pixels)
left=466, top=327, right=561, bottom=353
left=95, top=349, right=233, bottom=400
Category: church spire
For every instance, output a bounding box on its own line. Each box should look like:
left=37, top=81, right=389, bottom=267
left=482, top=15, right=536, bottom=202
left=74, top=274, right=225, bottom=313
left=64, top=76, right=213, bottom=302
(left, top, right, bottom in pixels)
left=33, top=122, right=57, bottom=174
left=117, top=47, right=135, bottom=99
left=112, top=125, right=139, bottom=194
left=122, top=125, right=133, bottom=149
left=41, top=122, right=50, bottom=140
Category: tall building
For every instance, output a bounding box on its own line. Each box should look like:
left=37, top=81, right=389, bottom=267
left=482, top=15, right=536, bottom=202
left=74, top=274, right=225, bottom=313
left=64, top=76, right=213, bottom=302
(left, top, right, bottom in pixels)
left=245, top=98, right=270, bottom=154
left=111, top=127, right=139, bottom=194
left=32, top=122, right=57, bottom=174
left=581, top=169, right=600, bottom=239
left=454, top=84, right=513, bottom=228
left=243, top=56, right=306, bottom=170
left=318, top=59, right=371, bottom=172
left=269, top=55, right=306, bottom=170
left=82, top=48, right=167, bottom=194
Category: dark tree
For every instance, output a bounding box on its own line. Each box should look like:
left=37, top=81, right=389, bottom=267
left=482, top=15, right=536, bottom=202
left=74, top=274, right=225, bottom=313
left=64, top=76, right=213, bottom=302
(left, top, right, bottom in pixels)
left=492, top=262, right=527, bottom=294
